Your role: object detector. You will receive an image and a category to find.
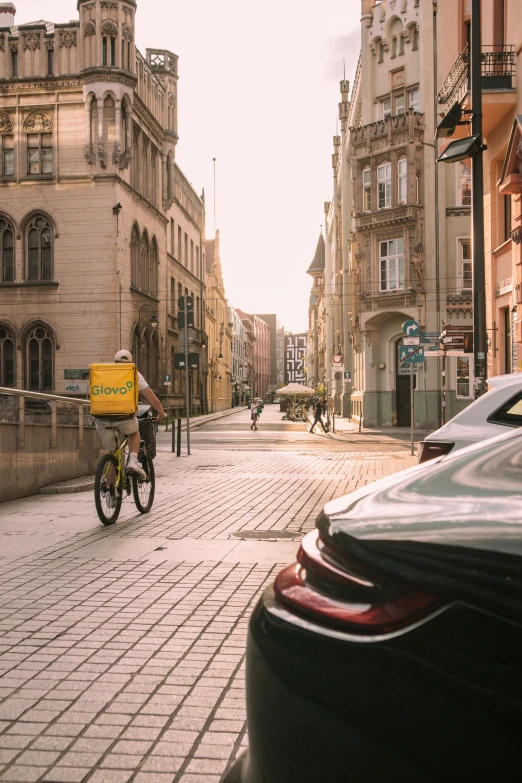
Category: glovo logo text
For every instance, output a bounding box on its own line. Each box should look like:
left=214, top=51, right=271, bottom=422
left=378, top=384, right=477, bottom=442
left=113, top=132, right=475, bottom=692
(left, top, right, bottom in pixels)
left=92, top=381, right=134, bottom=396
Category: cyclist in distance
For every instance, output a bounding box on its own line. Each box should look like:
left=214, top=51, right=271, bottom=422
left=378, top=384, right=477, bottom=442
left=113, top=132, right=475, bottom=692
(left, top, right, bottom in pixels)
left=94, top=349, right=167, bottom=479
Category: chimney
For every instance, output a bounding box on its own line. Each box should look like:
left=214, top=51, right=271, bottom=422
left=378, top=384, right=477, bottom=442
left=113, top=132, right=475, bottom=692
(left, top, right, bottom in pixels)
left=0, top=3, right=15, bottom=27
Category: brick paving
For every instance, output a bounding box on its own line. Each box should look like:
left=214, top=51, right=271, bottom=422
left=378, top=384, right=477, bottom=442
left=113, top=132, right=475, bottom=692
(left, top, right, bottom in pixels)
left=0, top=409, right=417, bottom=783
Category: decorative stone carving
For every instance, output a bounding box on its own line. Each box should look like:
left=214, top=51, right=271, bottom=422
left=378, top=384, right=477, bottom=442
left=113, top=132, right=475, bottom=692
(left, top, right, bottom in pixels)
left=83, top=20, right=96, bottom=36
left=82, top=2, right=95, bottom=10
left=98, top=144, right=107, bottom=169
left=0, top=113, right=13, bottom=133
left=9, top=43, right=19, bottom=53
left=59, top=30, right=77, bottom=48
left=122, top=24, right=133, bottom=42
left=100, top=19, right=118, bottom=37
left=0, top=36, right=4, bottom=53
left=22, top=33, right=40, bottom=51
left=0, top=80, right=80, bottom=92
left=84, top=147, right=96, bottom=165
left=25, top=111, right=53, bottom=132
left=45, top=41, right=55, bottom=51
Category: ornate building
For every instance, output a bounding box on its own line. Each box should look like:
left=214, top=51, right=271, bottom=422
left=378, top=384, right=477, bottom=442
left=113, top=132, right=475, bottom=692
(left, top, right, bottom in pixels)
left=205, top=230, right=232, bottom=412
left=0, top=1, right=206, bottom=416
left=306, top=233, right=326, bottom=388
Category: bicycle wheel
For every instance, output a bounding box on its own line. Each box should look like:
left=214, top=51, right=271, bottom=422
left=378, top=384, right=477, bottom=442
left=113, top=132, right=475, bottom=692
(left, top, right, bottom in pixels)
left=95, top=454, right=122, bottom=525
left=132, top=452, right=155, bottom=513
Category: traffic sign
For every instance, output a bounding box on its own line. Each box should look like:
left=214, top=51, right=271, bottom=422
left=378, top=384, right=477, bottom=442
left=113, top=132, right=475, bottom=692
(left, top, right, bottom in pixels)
left=178, top=310, right=194, bottom=329
left=178, top=295, right=194, bottom=311
left=179, top=328, right=195, bottom=349
left=402, top=320, right=420, bottom=337
left=344, top=371, right=351, bottom=382
left=332, top=353, right=344, bottom=367
left=399, top=346, right=424, bottom=364
left=163, top=374, right=171, bottom=386
left=403, top=337, right=420, bottom=346
left=334, top=371, right=343, bottom=381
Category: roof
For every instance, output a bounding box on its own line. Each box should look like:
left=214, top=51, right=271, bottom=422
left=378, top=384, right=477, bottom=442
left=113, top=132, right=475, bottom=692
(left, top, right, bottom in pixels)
left=307, top=234, right=325, bottom=276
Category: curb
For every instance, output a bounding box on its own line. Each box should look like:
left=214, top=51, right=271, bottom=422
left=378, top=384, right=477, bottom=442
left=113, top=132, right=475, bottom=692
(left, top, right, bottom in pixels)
left=159, top=407, right=249, bottom=434
left=39, top=476, right=95, bottom=495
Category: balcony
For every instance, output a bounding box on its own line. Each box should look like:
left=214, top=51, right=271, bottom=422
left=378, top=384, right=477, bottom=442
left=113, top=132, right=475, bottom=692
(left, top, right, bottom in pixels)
left=437, top=45, right=516, bottom=138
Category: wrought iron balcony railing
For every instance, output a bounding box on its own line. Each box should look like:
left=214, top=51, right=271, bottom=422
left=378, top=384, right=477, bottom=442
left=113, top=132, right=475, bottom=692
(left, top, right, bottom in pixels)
left=437, top=44, right=515, bottom=106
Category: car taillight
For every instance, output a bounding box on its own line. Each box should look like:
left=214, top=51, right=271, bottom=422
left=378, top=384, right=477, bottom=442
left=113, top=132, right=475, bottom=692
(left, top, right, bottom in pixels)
left=418, top=440, right=454, bottom=464
left=274, top=531, right=444, bottom=635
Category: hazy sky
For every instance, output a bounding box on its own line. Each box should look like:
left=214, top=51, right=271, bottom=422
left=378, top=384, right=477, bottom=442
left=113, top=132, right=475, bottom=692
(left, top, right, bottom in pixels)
left=18, top=0, right=361, bottom=332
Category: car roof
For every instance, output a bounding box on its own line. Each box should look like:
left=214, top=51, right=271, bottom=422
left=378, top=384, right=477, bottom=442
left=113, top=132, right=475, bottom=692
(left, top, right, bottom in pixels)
left=487, top=373, right=522, bottom=389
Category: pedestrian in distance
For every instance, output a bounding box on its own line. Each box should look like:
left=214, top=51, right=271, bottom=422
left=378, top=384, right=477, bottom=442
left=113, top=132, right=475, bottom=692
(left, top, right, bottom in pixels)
left=251, top=401, right=258, bottom=431
left=310, top=396, right=328, bottom=434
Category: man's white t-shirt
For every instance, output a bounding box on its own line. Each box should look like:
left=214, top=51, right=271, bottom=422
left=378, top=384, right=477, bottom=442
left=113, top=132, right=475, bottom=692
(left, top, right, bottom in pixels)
left=138, top=372, right=149, bottom=393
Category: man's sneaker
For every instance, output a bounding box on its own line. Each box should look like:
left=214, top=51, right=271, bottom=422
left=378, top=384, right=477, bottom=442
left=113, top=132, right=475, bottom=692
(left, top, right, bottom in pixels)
left=127, top=454, right=146, bottom=480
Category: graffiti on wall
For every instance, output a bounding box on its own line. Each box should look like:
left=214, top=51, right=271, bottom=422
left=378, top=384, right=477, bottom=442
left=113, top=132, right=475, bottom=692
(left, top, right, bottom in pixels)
left=285, top=333, right=307, bottom=384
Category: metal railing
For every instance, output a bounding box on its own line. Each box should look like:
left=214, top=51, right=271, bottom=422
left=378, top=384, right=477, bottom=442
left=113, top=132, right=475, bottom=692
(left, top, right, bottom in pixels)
left=0, top=387, right=90, bottom=450
left=437, top=44, right=516, bottom=106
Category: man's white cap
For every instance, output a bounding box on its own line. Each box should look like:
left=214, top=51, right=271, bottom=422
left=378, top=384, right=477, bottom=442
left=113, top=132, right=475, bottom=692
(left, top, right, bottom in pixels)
left=115, top=349, right=132, bottom=363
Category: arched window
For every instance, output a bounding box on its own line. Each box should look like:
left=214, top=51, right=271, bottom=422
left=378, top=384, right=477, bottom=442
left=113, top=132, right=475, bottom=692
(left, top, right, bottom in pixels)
left=141, top=232, right=150, bottom=293
left=149, top=334, right=159, bottom=389
left=101, top=20, right=117, bottom=67
left=151, top=146, right=158, bottom=207
left=131, top=325, right=140, bottom=365
left=0, top=217, right=14, bottom=281
left=0, top=111, right=14, bottom=177
left=25, top=111, right=53, bottom=177
left=150, top=238, right=158, bottom=297
left=131, top=224, right=140, bottom=288
left=25, top=324, right=54, bottom=391
left=26, top=214, right=53, bottom=281
left=0, top=324, right=15, bottom=387
left=140, top=330, right=150, bottom=379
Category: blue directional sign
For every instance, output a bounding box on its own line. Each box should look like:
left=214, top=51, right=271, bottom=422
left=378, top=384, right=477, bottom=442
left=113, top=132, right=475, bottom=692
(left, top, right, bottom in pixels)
left=402, top=320, right=420, bottom=337
left=344, top=371, right=351, bottom=381
left=399, top=346, right=424, bottom=364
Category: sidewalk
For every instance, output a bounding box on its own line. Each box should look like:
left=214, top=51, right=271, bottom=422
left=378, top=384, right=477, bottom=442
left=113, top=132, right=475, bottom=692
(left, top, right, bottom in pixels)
left=160, top=407, right=248, bottom=435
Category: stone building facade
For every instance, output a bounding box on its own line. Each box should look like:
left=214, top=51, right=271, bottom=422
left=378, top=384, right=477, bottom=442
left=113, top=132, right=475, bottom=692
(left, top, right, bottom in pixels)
left=306, top=233, right=326, bottom=388
left=246, top=314, right=270, bottom=400
left=436, top=0, right=520, bottom=384
left=0, top=1, right=206, bottom=417
left=229, top=303, right=246, bottom=406
left=205, top=230, right=232, bottom=412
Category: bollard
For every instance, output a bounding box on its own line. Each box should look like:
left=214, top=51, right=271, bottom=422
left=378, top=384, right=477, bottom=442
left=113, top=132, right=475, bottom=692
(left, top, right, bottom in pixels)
left=177, top=417, right=182, bottom=457
left=172, top=414, right=176, bottom=454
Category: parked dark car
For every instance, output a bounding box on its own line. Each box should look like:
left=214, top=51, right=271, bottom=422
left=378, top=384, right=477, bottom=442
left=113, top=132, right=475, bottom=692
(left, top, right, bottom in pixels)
left=222, top=428, right=522, bottom=783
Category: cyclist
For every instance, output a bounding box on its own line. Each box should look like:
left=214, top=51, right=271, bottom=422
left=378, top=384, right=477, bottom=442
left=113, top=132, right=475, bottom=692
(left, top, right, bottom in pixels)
left=94, top=349, right=167, bottom=480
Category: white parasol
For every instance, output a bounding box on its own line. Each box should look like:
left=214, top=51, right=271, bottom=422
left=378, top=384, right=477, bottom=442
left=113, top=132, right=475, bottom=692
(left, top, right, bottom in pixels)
left=278, top=383, right=315, bottom=396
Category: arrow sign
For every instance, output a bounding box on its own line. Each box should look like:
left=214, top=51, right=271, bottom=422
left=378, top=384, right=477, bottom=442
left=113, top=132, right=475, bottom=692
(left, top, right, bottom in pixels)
left=402, top=320, right=420, bottom=337
left=399, top=346, right=424, bottom=364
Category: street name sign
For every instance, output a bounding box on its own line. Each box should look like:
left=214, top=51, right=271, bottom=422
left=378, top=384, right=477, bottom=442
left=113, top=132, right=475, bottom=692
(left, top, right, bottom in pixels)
left=403, top=336, right=420, bottom=346
left=402, top=320, right=420, bottom=337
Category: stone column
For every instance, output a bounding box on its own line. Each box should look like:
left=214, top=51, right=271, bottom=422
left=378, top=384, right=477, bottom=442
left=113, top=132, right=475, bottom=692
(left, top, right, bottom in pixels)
left=97, top=98, right=106, bottom=168
left=113, top=99, right=121, bottom=164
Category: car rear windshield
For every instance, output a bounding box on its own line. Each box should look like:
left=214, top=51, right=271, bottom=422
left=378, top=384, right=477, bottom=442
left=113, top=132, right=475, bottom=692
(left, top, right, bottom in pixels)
left=487, top=390, right=522, bottom=427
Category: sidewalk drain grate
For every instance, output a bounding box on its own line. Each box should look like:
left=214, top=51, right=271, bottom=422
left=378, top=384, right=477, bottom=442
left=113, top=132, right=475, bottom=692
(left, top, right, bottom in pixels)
left=232, top=530, right=301, bottom=540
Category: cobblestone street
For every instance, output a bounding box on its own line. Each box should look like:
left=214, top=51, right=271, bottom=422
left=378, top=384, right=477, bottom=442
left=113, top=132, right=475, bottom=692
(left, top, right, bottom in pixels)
left=0, top=407, right=417, bottom=783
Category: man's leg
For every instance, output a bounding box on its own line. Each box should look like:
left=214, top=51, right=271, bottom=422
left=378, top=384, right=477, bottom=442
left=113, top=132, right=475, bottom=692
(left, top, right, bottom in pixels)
left=122, top=421, right=146, bottom=479
left=318, top=416, right=327, bottom=432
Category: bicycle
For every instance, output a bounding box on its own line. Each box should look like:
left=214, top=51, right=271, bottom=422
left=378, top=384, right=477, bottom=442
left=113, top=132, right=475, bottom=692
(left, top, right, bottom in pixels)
left=94, top=411, right=156, bottom=526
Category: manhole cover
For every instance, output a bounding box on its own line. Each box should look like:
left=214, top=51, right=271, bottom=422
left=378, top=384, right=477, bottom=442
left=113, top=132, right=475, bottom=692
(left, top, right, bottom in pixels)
left=232, top=530, right=301, bottom=540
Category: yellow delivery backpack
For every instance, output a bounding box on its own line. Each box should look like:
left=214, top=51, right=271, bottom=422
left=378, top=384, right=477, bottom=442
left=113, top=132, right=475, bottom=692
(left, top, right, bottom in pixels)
left=89, top=363, right=139, bottom=417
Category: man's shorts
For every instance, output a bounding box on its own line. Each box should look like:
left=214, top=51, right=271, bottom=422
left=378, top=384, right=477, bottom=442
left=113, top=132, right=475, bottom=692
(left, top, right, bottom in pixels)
left=95, top=416, right=139, bottom=452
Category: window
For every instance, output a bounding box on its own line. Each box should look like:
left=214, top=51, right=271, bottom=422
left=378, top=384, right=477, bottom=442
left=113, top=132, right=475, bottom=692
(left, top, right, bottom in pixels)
left=380, top=238, right=404, bottom=291
left=178, top=226, right=182, bottom=262
left=0, top=326, right=15, bottom=387
left=457, top=161, right=471, bottom=206
left=0, top=218, right=14, bottom=281
left=461, top=239, right=472, bottom=289
left=170, top=277, right=175, bottom=314
left=184, top=233, right=188, bottom=268
left=27, top=133, right=53, bottom=175
left=27, top=215, right=53, bottom=281
left=395, top=94, right=405, bottom=115
left=170, top=218, right=175, bottom=255
left=503, top=194, right=512, bottom=243
left=456, top=356, right=473, bottom=399
left=47, top=47, right=54, bottom=76
left=26, top=325, right=53, bottom=391
left=131, top=224, right=140, bottom=288
left=196, top=246, right=200, bottom=278
left=150, top=238, right=158, bottom=297
left=11, top=49, right=18, bottom=78
left=398, top=158, right=407, bottom=204
left=409, top=90, right=419, bottom=113
left=190, top=239, right=194, bottom=273
left=363, top=167, right=371, bottom=212
left=377, top=163, right=391, bottom=209
left=178, top=282, right=182, bottom=304
left=487, top=390, right=522, bottom=427
left=140, top=233, right=150, bottom=293
left=0, top=134, right=14, bottom=177
left=381, top=99, right=391, bottom=119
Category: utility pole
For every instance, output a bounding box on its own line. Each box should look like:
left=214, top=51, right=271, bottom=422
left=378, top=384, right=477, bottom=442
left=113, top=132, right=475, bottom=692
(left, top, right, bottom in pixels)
left=184, top=296, right=190, bottom=456
left=471, top=0, right=487, bottom=396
